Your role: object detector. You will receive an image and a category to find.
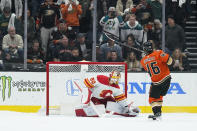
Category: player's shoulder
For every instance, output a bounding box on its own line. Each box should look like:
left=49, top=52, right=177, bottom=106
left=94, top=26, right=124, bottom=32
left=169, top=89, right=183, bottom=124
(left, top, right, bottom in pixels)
left=153, top=49, right=162, bottom=54
left=152, top=50, right=163, bottom=57
left=154, top=50, right=169, bottom=57
left=96, top=75, right=109, bottom=85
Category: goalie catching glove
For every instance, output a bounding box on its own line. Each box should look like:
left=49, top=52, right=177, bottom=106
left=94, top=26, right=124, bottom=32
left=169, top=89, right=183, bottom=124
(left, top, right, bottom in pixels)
left=122, top=105, right=140, bottom=116
left=106, top=101, right=140, bottom=117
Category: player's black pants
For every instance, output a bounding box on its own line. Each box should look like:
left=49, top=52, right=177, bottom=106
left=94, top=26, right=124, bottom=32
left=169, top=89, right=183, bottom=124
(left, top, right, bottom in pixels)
left=149, top=76, right=171, bottom=104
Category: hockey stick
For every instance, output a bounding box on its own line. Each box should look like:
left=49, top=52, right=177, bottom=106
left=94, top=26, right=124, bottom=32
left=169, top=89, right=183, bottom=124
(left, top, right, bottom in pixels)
left=104, top=32, right=144, bottom=53
left=73, top=81, right=104, bottom=117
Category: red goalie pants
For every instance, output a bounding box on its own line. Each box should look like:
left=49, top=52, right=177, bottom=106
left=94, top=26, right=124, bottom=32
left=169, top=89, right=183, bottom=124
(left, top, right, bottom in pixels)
left=91, top=96, right=116, bottom=107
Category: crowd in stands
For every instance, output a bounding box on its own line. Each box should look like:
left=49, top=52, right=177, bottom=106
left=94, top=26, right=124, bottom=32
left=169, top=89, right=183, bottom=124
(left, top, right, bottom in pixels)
left=0, top=0, right=193, bottom=71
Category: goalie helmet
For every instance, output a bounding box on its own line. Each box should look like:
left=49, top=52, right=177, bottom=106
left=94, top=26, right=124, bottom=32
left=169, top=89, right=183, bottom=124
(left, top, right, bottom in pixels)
left=109, top=70, right=121, bottom=84
left=143, top=41, right=153, bottom=54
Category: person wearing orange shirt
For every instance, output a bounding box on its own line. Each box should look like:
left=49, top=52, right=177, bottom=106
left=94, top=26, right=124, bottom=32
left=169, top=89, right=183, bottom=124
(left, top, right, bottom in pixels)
left=140, top=41, right=174, bottom=120
left=61, top=0, right=82, bottom=34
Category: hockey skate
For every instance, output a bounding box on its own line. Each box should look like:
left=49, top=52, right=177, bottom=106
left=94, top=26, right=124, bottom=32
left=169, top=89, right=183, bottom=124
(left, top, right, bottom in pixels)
left=148, top=112, right=161, bottom=120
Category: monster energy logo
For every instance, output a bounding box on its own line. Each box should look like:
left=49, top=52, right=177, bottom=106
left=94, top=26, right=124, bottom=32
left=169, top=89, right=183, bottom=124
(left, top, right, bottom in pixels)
left=0, top=76, right=12, bottom=101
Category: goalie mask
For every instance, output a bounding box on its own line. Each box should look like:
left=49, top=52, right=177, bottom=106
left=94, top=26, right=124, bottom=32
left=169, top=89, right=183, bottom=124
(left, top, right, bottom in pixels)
left=109, top=70, right=121, bottom=84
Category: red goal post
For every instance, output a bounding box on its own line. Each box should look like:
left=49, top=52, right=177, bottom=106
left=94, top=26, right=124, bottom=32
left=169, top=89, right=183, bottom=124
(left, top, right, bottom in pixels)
left=46, top=62, right=127, bottom=115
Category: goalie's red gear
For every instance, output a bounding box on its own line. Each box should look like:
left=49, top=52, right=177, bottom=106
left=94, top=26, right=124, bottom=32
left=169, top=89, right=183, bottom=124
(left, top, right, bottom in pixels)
left=91, top=96, right=115, bottom=107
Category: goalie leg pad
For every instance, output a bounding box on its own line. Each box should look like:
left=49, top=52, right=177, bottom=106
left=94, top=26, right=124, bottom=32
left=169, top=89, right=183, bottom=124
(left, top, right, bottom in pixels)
left=106, top=101, right=123, bottom=114
left=106, top=101, right=139, bottom=117
left=75, top=108, right=88, bottom=117
left=75, top=104, right=105, bottom=117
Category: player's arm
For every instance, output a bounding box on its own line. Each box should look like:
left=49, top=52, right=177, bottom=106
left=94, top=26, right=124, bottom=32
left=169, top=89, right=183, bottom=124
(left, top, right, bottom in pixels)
left=84, top=77, right=96, bottom=89
left=73, top=80, right=92, bottom=105
left=159, top=51, right=174, bottom=66
left=167, top=56, right=174, bottom=66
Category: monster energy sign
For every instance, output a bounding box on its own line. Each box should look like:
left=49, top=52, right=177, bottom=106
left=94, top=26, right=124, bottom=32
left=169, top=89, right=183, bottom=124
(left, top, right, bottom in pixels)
left=0, top=75, right=46, bottom=102
left=0, top=76, right=12, bottom=101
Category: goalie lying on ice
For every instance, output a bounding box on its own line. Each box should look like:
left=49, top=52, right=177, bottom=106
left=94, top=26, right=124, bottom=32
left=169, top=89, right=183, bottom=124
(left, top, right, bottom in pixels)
left=74, top=70, right=140, bottom=117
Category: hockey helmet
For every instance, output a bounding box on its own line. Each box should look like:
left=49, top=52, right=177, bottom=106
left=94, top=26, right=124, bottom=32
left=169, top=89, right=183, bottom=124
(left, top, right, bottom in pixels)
left=109, top=70, right=121, bottom=84
left=143, top=41, right=153, bottom=54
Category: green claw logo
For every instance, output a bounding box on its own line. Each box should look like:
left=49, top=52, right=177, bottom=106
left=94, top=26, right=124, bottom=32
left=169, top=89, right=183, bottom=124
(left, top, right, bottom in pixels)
left=0, top=76, right=12, bottom=101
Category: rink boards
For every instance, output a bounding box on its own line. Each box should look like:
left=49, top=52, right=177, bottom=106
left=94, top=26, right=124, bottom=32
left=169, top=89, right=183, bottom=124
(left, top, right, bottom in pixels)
left=0, top=72, right=197, bottom=113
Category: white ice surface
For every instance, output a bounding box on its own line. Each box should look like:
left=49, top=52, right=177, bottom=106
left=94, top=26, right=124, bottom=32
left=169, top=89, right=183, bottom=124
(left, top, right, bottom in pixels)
left=0, top=111, right=197, bottom=131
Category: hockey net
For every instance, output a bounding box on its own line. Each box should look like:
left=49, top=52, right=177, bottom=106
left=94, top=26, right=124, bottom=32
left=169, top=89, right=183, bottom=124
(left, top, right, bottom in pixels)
left=46, top=62, right=127, bottom=115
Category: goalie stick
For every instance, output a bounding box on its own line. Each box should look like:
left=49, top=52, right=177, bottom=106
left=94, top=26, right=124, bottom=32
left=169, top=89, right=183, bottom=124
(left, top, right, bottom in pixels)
left=104, top=32, right=144, bottom=53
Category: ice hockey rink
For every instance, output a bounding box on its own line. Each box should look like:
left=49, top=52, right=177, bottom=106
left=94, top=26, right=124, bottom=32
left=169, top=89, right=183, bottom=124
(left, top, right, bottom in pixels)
left=1, top=111, right=197, bottom=131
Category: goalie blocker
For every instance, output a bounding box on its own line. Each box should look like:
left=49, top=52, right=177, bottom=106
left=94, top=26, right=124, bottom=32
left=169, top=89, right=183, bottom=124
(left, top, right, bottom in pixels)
left=74, top=70, right=140, bottom=117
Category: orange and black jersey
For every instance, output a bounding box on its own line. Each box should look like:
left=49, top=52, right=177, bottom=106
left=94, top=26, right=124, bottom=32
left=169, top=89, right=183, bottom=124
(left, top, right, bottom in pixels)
left=140, top=50, right=170, bottom=84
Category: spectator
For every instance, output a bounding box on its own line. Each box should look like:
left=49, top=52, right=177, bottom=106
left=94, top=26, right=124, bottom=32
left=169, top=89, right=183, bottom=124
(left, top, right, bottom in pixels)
left=105, top=0, right=118, bottom=8
left=151, top=19, right=162, bottom=45
left=97, top=0, right=108, bottom=23
left=27, top=40, right=44, bottom=64
left=2, top=26, right=23, bottom=62
left=121, top=14, right=145, bottom=43
left=125, top=51, right=142, bottom=71
left=165, top=15, right=185, bottom=54
left=48, top=19, right=68, bottom=61
left=0, top=0, right=23, bottom=18
left=122, top=33, right=142, bottom=60
left=143, top=22, right=153, bottom=41
left=106, top=50, right=123, bottom=62
left=116, top=0, right=133, bottom=16
left=52, top=36, right=72, bottom=61
left=100, top=38, right=122, bottom=62
left=122, top=8, right=131, bottom=22
left=99, top=7, right=124, bottom=44
left=29, top=0, right=43, bottom=18
left=96, top=45, right=102, bottom=62
left=170, top=48, right=191, bottom=71
left=36, top=0, right=60, bottom=53
left=79, top=0, right=92, bottom=33
left=70, top=47, right=82, bottom=61
left=133, top=0, right=154, bottom=26
left=166, top=0, right=188, bottom=28
left=61, top=0, right=82, bottom=34
left=51, top=19, right=68, bottom=45
left=0, top=7, right=10, bottom=46
left=27, top=9, right=36, bottom=47
left=74, top=33, right=92, bottom=60
left=0, top=7, right=18, bottom=44
left=150, top=0, right=162, bottom=21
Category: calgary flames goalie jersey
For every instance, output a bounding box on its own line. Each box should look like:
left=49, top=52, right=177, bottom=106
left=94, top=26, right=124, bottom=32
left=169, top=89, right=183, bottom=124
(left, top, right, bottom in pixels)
left=82, top=75, right=126, bottom=105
